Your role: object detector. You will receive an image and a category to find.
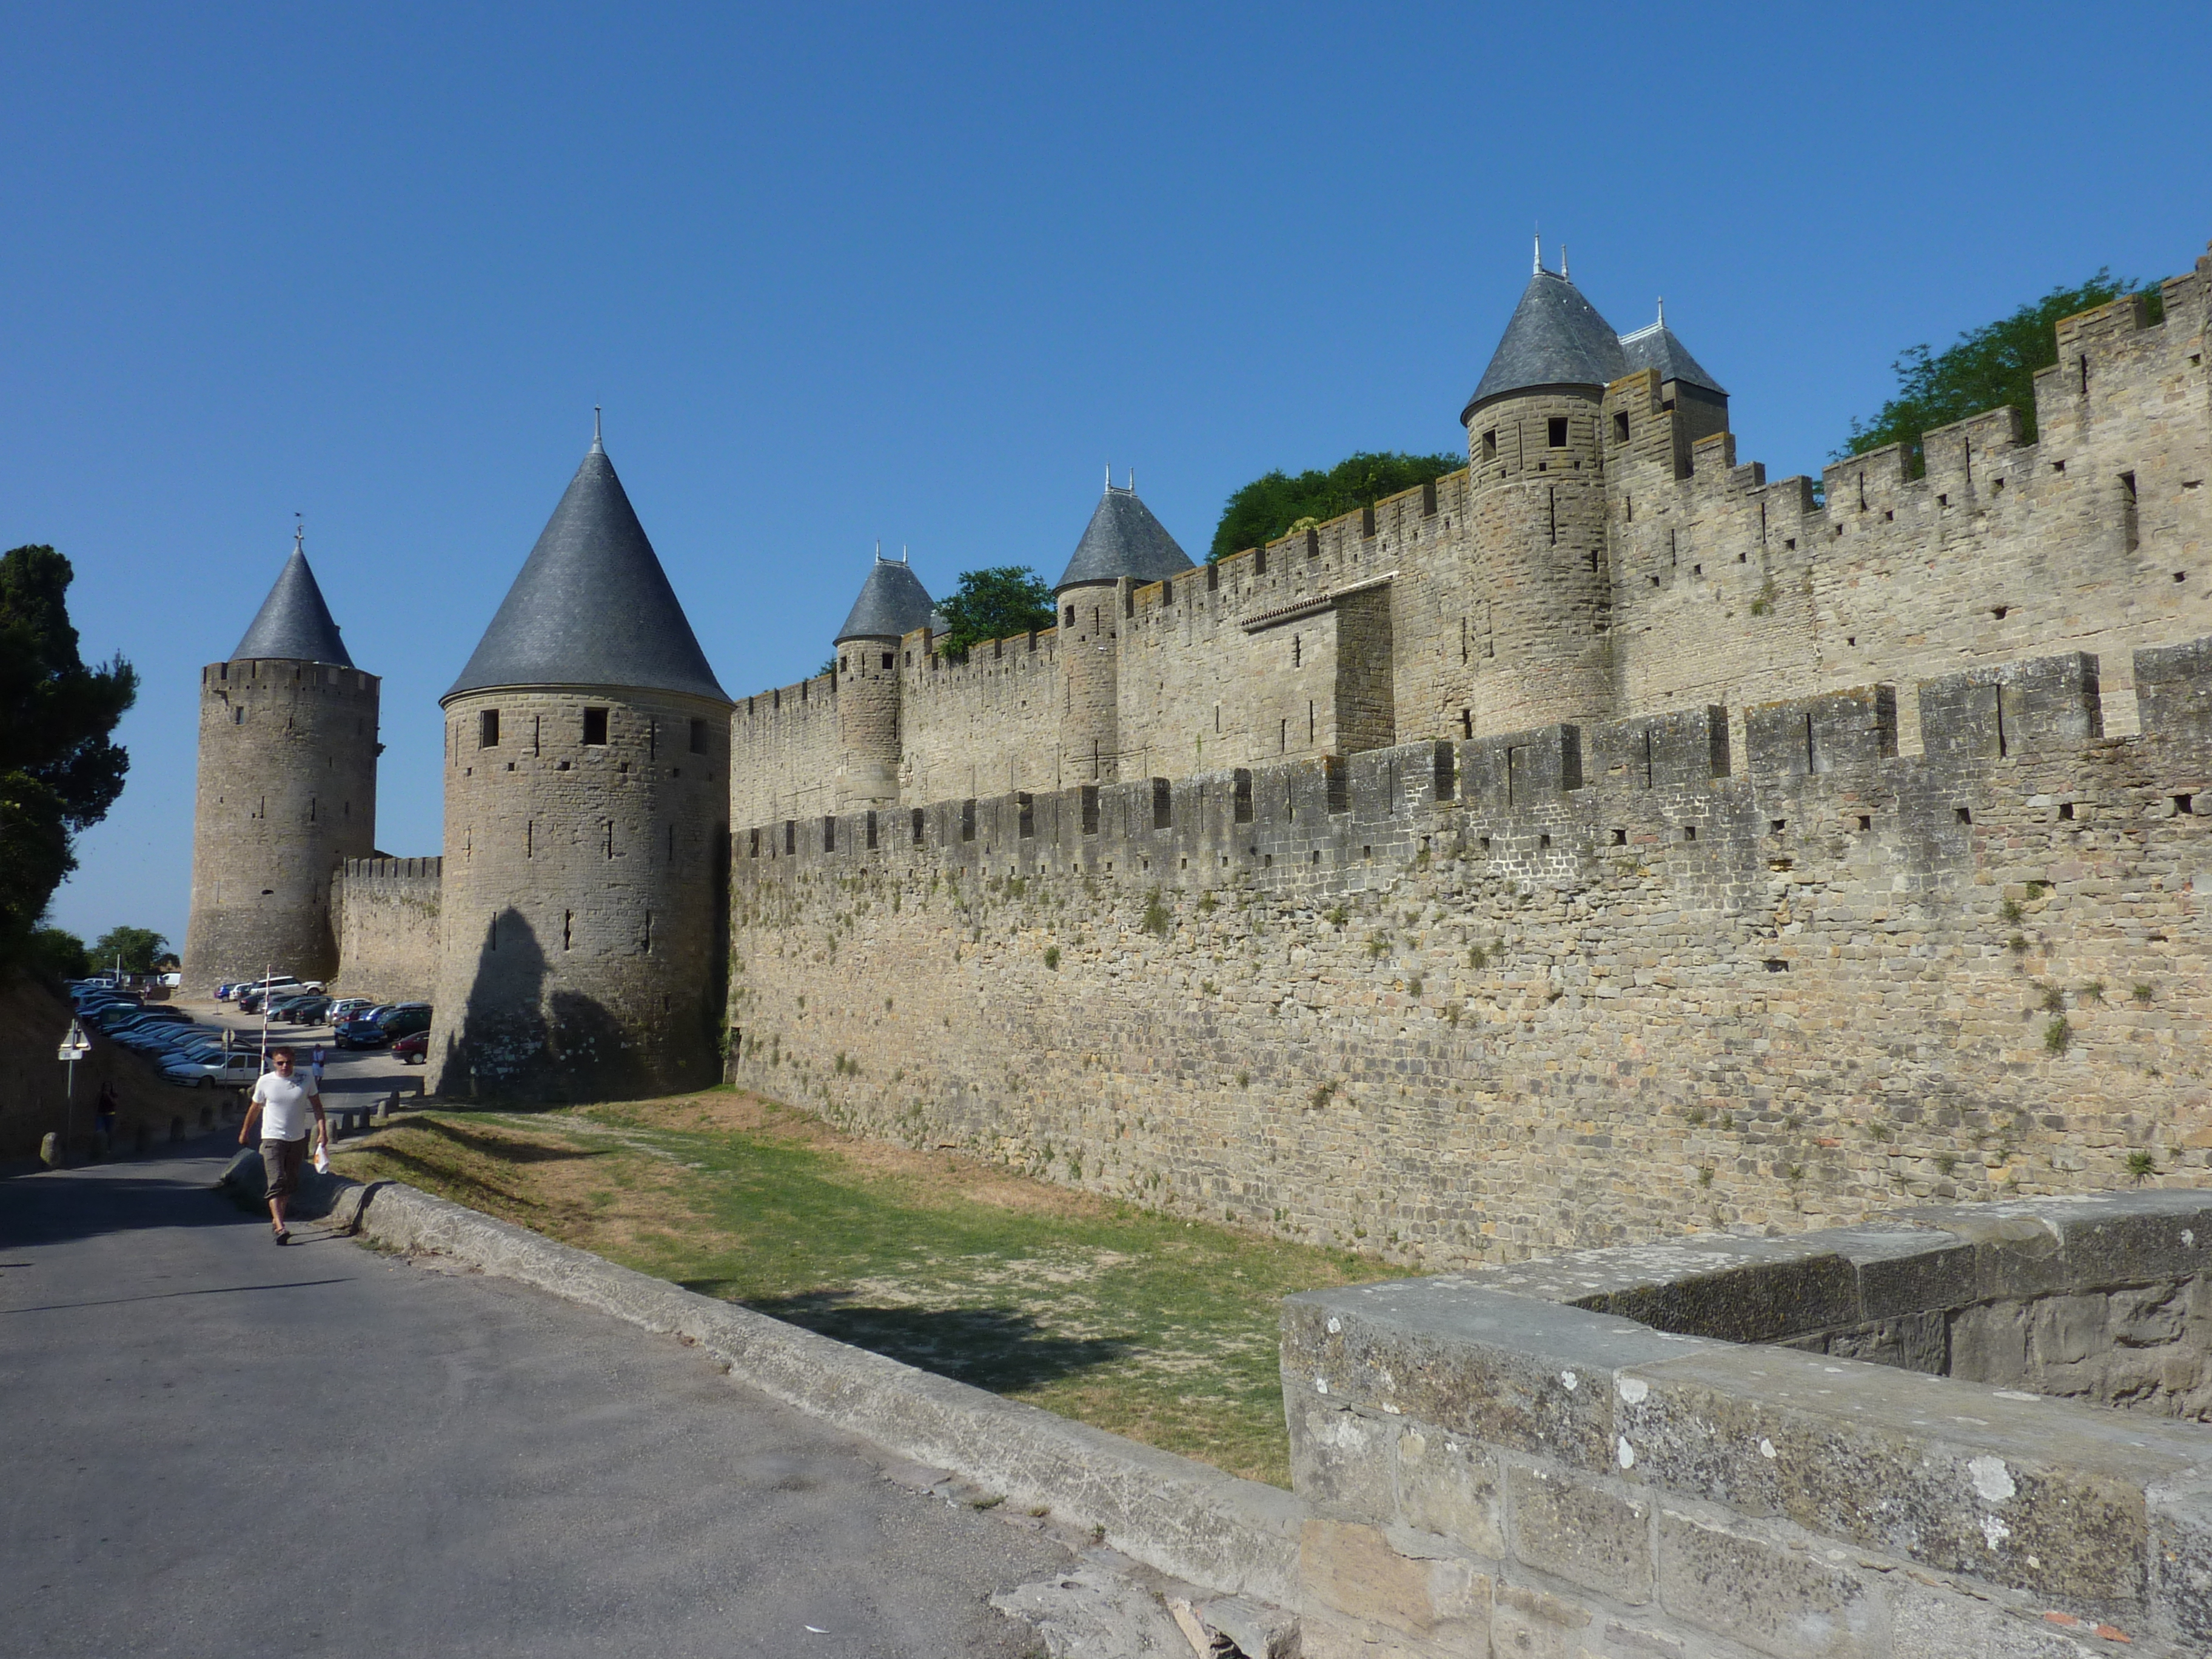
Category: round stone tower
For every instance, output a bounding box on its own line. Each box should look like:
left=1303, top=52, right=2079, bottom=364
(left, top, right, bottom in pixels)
left=832, top=553, right=933, bottom=809
left=429, top=427, right=733, bottom=1102
left=1053, top=476, right=1193, bottom=785
left=182, top=535, right=378, bottom=992
left=1460, top=250, right=1623, bottom=733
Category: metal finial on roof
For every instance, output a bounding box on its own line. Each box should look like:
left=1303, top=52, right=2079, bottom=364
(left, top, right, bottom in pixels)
left=1657, top=297, right=1665, bottom=326
left=591, top=406, right=603, bottom=453
left=1127, top=469, right=1134, bottom=492
left=293, top=513, right=303, bottom=554
left=1532, top=232, right=1541, bottom=275
left=1560, top=245, right=1569, bottom=281
left=1105, top=462, right=1112, bottom=493
left=874, top=538, right=882, bottom=563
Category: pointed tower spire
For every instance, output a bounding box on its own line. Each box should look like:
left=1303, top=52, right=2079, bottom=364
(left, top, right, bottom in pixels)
left=1055, top=477, right=1194, bottom=589
left=1462, top=258, right=1627, bottom=423
left=445, top=440, right=726, bottom=702
left=232, top=537, right=354, bottom=666
left=835, top=553, right=936, bottom=643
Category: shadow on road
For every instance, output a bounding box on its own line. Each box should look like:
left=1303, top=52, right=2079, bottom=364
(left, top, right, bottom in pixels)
left=726, top=1287, right=1135, bottom=1393
left=0, top=1136, right=264, bottom=1251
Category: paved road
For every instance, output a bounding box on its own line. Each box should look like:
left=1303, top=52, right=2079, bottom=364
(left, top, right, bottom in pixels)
left=0, top=1143, right=1065, bottom=1658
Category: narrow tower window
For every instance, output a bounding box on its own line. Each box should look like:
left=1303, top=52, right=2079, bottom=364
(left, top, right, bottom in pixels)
left=582, top=707, right=609, bottom=746
left=1614, top=411, right=1629, bottom=443
left=479, top=709, right=500, bottom=748
left=1548, top=417, right=1569, bottom=447
left=689, top=717, right=708, bottom=754
left=1481, top=431, right=1497, bottom=463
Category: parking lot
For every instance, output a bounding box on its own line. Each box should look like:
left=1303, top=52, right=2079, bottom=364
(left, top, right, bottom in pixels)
left=163, top=996, right=425, bottom=1111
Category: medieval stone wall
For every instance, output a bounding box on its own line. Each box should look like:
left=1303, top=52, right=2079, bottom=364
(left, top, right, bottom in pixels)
left=719, top=248, right=2211, bottom=831
left=331, top=856, right=441, bottom=1002
left=729, top=641, right=2212, bottom=1267
left=730, top=672, right=840, bottom=828
left=898, top=626, right=1063, bottom=803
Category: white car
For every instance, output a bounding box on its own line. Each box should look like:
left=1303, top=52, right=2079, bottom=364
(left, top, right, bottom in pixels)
left=164, top=1050, right=265, bottom=1088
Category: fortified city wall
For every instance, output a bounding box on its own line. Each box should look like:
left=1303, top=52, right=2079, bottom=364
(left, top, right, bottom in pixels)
left=727, top=639, right=2212, bottom=1265
left=725, top=250, right=2211, bottom=831
left=331, top=856, right=441, bottom=1002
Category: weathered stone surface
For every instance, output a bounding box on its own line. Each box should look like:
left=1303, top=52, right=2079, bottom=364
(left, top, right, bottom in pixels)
left=1506, top=1463, right=1652, bottom=1605
left=1393, top=1428, right=1504, bottom=1558
left=2150, top=1476, right=2212, bottom=1648
left=1488, top=1580, right=1602, bottom=1658
left=1283, top=1282, right=1715, bottom=1472
left=1298, top=1518, right=1488, bottom=1639
left=1620, top=1340, right=2188, bottom=1620
left=1654, top=1509, right=1877, bottom=1658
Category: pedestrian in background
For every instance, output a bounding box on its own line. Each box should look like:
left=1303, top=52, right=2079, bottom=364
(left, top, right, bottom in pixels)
left=238, top=1048, right=326, bottom=1244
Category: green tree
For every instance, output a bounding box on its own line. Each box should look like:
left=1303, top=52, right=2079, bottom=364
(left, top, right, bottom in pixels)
left=1211, top=450, right=1462, bottom=562
left=1840, top=270, right=2159, bottom=474
left=92, top=926, right=169, bottom=974
left=936, top=566, right=1055, bottom=660
left=28, top=924, right=89, bottom=980
left=0, top=546, right=138, bottom=969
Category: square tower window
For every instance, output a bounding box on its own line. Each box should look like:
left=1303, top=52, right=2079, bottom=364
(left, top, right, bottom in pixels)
left=582, top=707, right=609, bottom=746
left=689, top=717, right=708, bottom=754
left=479, top=709, right=500, bottom=748
left=1548, top=417, right=1569, bottom=447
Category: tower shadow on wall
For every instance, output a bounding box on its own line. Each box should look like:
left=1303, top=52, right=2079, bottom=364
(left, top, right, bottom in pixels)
left=449, top=907, right=638, bottom=1105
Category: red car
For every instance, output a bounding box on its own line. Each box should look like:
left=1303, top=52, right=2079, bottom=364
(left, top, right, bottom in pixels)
left=391, top=1029, right=428, bottom=1065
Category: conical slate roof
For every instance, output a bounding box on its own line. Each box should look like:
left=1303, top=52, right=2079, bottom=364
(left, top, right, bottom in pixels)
left=1618, top=319, right=1727, bottom=397
left=1462, top=269, right=1629, bottom=423
left=834, top=557, right=936, bottom=643
left=232, top=545, right=354, bottom=667
left=444, top=442, right=728, bottom=704
left=1054, top=486, right=1195, bottom=590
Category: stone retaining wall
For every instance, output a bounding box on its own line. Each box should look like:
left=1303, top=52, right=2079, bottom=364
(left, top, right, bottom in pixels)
left=1284, top=1191, right=2212, bottom=1657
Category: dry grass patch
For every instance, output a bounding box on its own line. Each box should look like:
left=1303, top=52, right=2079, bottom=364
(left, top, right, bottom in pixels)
left=335, top=1090, right=1381, bottom=1486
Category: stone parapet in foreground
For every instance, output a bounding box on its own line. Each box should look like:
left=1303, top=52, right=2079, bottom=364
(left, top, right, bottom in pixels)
left=1284, top=1190, right=2212, bottom=1657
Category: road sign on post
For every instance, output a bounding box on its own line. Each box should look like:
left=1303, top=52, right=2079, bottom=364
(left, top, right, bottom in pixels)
left=57, top=1022, right=90, bottom=1062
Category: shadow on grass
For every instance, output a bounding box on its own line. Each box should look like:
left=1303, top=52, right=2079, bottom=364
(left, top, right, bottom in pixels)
left=715, top=1286, right=1135, bottom=1393
left=402, top=1118, right=611, bottom=1166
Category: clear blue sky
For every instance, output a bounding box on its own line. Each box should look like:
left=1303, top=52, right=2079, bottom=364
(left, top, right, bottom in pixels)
left=9, top=2, right=2207, bottom=951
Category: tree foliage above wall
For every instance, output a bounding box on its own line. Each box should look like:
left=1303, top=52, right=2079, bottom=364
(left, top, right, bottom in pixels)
left=92, top=926, right=170, bottom=975
left=0, top=546, right=138, bottom=971
left=1210, top=451, right=1463, bottom=562
left=936, top=566, right=1056, bottom=661
left=1840, top=270, right=2162, bottom=474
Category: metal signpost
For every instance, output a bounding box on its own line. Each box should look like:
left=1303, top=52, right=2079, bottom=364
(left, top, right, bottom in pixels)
left=56, top=1020, right=91, bottom=1162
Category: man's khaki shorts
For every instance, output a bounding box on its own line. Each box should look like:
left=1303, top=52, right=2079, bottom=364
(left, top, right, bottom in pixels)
left=260, top=1136, right=307, bottom=1200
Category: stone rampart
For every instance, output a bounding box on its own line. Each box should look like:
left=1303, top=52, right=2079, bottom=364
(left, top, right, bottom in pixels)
left=897, top=625, right=1063, bottom=803
left=1282, top=1190, right=2212, bottom=1655
left=731, top=672, right=841, bottom=828
left=729, top=640, right=2212, bottom=1265
left=332, top=856, right=441, bottom=1002
left=721, top=244, right=2211, bottom=824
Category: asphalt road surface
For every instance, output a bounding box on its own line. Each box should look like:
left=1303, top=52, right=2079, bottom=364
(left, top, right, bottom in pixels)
left=0, top=1142, right=1066, bottom=1658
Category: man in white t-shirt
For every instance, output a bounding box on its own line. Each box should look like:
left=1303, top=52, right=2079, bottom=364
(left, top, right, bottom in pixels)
left=239, top=1048, right=327, bottom=1245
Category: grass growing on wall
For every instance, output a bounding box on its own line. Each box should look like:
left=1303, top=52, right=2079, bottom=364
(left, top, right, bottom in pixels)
left=333, top=1090, right=1379, bottom=1487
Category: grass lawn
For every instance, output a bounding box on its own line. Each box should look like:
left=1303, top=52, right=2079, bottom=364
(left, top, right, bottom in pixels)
left=332, top=1089, right=1382, bottom=1486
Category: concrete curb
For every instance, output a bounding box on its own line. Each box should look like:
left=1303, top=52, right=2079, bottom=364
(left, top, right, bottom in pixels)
left=347, top=1177, right=1305, bottom=1605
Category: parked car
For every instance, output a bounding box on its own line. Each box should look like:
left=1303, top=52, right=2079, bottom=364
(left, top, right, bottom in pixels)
left=165, top=1050, right=265, bottom=1088
left=379, top=1003, right=432, bottom=1041
left=336, top=1005, right=397, bottom=1048
left=279, top=995, right=333, bottom=1025
left=326, top=997, right=377, bottom=1024
left=390, top=1029, right=428, bottom=1064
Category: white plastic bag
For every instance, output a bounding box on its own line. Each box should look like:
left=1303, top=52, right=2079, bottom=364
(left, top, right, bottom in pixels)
left=312, top=1136, right=330, bottom=1175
